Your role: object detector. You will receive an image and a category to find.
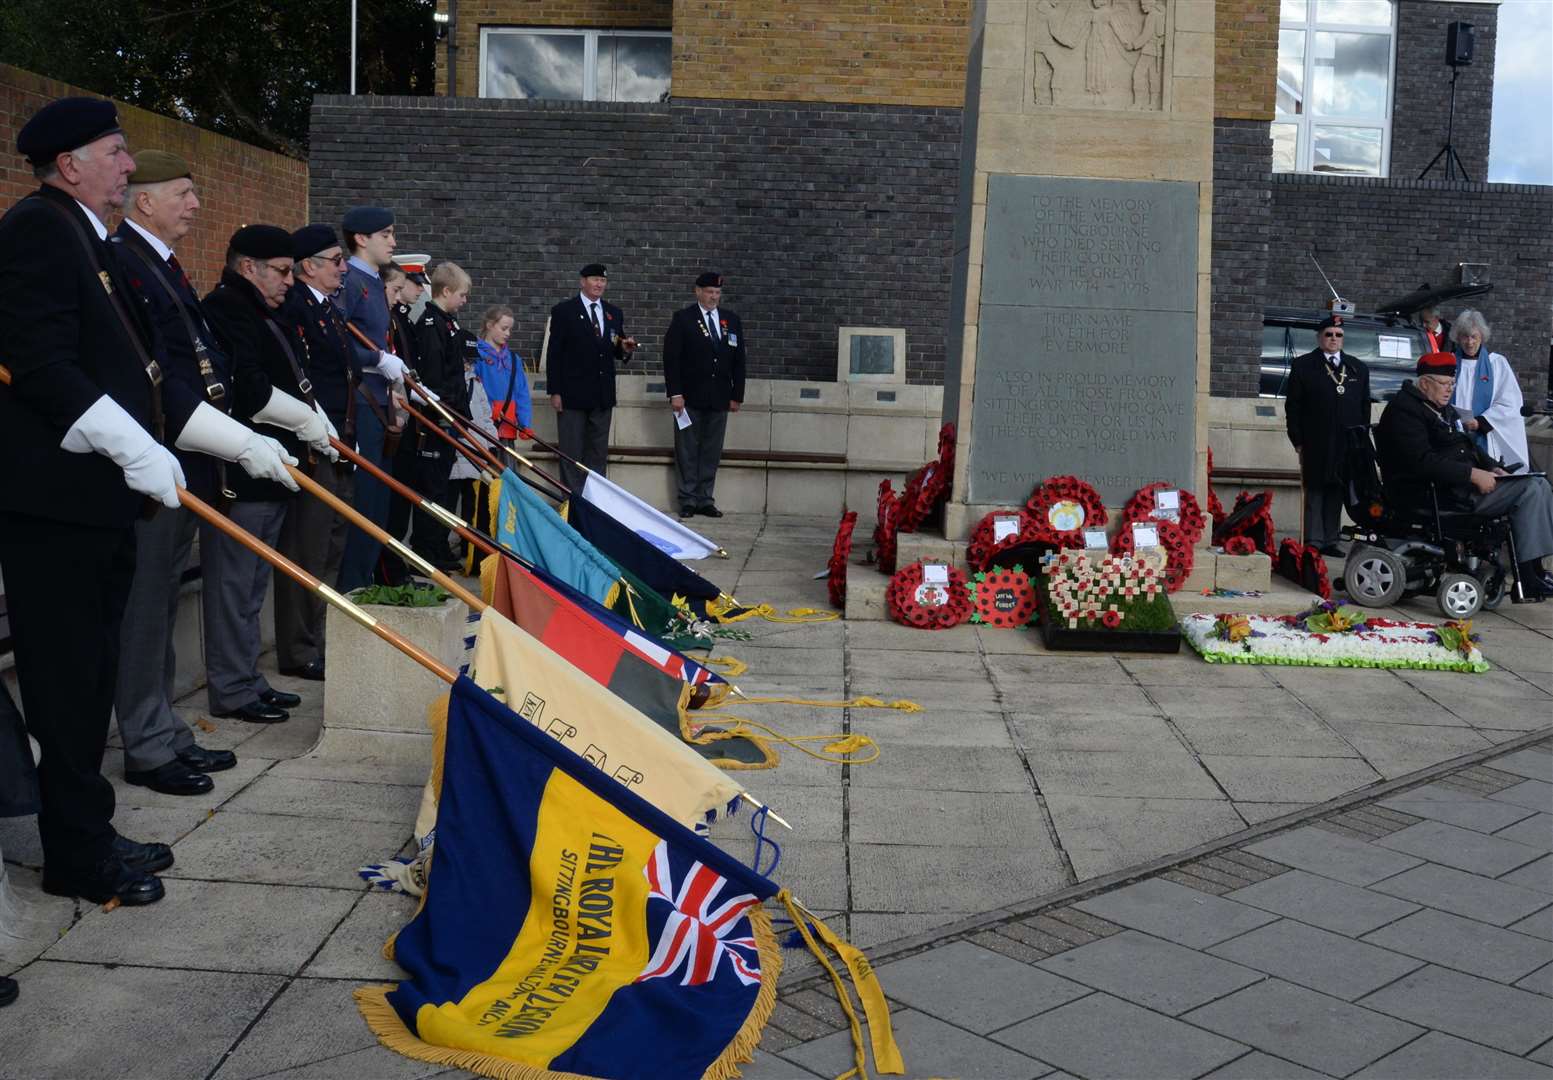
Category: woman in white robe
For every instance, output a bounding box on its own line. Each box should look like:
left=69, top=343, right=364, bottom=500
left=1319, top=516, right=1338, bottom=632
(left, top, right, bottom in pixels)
left=1451, top=309, right=1529, bottom=470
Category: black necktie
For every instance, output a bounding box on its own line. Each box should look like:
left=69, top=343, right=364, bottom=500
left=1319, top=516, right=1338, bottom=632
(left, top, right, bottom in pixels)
left=591, top=303, right=603, bottom=338
left=166, top=252, right=193, bottom=293
left=706, top=311, right=718, bottom=341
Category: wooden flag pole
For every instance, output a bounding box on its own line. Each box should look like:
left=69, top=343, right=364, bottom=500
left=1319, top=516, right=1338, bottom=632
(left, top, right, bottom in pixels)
left=283, top=462, right=485, bottom=612
left=401, top=373, right=571, bottom=496
left=400, top=397, right=570, bottom=505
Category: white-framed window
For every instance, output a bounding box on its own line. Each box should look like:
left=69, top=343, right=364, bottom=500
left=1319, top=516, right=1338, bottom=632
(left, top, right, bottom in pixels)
left=480, top=28, right=671, bottom=102
left=1273, top=0, right=1396, bottom=177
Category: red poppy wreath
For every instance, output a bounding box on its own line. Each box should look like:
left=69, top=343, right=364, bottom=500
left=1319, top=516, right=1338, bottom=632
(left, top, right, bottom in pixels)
left=1122, top=481, right=1207, bottom=545
left=1111, top=517, right=1194, bottom=593
left=887, top=561, right=972, bottom=630
left=873, top=480, right=900, bottom=575
left=966, top=566, right=1039, bottom=628
left=827, top=509, right=858, bottom=609
left=1025, top=475, right=1107, bottom=547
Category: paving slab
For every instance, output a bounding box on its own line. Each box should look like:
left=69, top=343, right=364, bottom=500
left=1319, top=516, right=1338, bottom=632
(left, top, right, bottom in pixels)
left=847, top=648, right=991, bottom=682
left=227, top=1044, right=463, bottom=1079
left=1378, top=783, right=1538, bottom=832
left=1324, top=719, right=1493, bottom=779
left=1011, top=708, right=1180, bottom=751
left=1517, top=961, right=1553, bottom=997
left=1042, top=795, right=1246, bottom=880
left=1164, top=710, right=1359, bottom=760
left=225, top=774, right=425, bottom=825
left=847, top=745, right=1034, bottom=792
left=783, top=1008, right=1050, bottom=1080
left=992, top=992, right=1246, bottom=1080
left=209, top=976, right=400, bottom=1079
left=105, top=752, right=277, bottom=812
left=847, top=788, right=1049, bottom=847
left=1208, top=919, right=1423, bottom=1000
left=1496, top=813, right=1553, bottom=852
left=1226, top=869, right=1420, bottom=936
left=1360, top=964, right=1553, bottom=1054
left=737, top=1049, right=825, bottom=1079
left=1186, top=978, right=1422, bottom=1076
left=873, top=940, right=1089, bottom=1033
left=1370, top=862, right=1553, bottom=925
left=1120, top=656, right=1274, bottom=686
left=1362, top=906, right=1553, bottom=983
left=1376, top=819, right=1545, bottom=877
left=1494, top=779, right=1553, bottom=812
left=1199, top=1052, right=1334, bottom=1079
left=0, top=960, right=284, bottom=1080
left=1502, top=852, right=1553, bottom=894
left=982, top=652, right=1129, bottom=686
left=164, top=810, right=411, bottom=890
left=1073, top=878, right=1277, bottom=948
left=304, top=890, right=419, bottom=981
left=1492, top=748, right=1553, bottom=782
left=846, top=911, right=983, bottom=950
left=1245, top=825, right=1422, bottom=886
left=849, top=841, right=1067, bottom=913
left=1202, top=756, right=1382, bottom=803
left=848, top=710, right=1014, bottom=749
left=1037, top=929, right=1263, bottom=1014
left=43, top=878, right=357, bottom=975
left=1510, top=906, right=1553, bottom=941
left=1351, top=1030, right=1553, bottom=1079
left=1233, top=802, right=1308, bottom=825
left=1027, top=748, right=1221, bottom=800
left=757, top=841, right=849, bottom=911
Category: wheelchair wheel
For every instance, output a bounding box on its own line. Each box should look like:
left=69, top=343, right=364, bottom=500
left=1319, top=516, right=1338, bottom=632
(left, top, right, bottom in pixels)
left=1479, top=572, right=1507, bottom=611
left=1346, top=546, right=1407, bottom=607
left=1437, top=573, right=1484, bottom=619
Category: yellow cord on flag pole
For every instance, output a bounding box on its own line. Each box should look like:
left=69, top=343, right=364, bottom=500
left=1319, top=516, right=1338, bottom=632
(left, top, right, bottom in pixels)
left=708, top=595, right=841, bottom=625
left=707, top=695, right=924, bottom=714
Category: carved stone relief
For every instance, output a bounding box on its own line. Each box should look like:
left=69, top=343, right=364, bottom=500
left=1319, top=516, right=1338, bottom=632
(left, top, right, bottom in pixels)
left=1031, top=0, right=1167, bottom=111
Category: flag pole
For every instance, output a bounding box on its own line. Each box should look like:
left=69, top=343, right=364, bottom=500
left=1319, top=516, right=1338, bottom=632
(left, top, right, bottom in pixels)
left=284, top=462, right=485, bottom=612
left=400, top=397, right=569, bottom=505
left=402, top=373, right=571, bottom=496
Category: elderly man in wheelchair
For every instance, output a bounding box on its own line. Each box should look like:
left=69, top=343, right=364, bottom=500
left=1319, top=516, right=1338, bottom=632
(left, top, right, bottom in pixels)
left=1344, top=352, right=1553, bottom=616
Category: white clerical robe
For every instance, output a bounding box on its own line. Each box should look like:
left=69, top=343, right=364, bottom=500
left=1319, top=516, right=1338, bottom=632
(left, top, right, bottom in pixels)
left=1453, top=351, right=1529, bottom=470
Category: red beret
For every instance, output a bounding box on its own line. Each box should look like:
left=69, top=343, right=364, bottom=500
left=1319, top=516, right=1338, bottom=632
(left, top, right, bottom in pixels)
left=1416, top=352, right=1458, bottom=377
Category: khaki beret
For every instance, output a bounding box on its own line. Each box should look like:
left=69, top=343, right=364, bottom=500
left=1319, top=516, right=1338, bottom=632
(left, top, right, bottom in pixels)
left=131, top=149, right=193, bottom=184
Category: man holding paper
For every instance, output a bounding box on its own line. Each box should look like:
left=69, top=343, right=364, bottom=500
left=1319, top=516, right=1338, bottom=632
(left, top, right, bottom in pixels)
left=663, top=271, right=746, bottom=519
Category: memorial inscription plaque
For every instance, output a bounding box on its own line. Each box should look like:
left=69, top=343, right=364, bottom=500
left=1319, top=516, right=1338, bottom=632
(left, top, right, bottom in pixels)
left=968, top=175, right=1198, bottom=506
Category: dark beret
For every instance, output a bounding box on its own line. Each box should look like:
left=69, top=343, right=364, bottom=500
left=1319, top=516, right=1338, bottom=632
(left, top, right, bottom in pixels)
left=1417, top=352, right=1458, bottom=378
left=695, top=271, right=723, bottom=288
left=130, top=149, right=192, bottom=184
left=579, top=263, right=608, bottom=278
left=1317, top=314, right=1345, bottom=332
left=230, top=224, right=294, bottom=260
left=342, top=206, right=394, bottom=236
left=17, top=97, right=123, bottom=166
left=291, top=224, right=340, bottom=260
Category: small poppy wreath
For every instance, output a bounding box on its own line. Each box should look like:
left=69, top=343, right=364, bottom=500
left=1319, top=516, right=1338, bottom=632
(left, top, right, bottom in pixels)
left=887, top=561, right=972, bottom=630
left=872, top=480, right=900, bottom=575
left=1206, top=447, right=1227, bottom=526
left=1111, top=517, right=1194, bottom=593
left=898, top=424, right=956, bottom=534
left=966, top=565, right=1039, bottom=628
left=967, top=510, right=1055, bottom=573
left=1122, top=482, right=1207, bottom=545
left=1025, top=475, right=1107, bottom=546
left=1223, top=535, right=1256, bottom=557
left=827, top=510, right=859, bottom=609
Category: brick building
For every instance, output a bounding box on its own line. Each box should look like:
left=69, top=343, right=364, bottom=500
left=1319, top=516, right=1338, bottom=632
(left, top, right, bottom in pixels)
left=311, top=0, right=1550, bottom=398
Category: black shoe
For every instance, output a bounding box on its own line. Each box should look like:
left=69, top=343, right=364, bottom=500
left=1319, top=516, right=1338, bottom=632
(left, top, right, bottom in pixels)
left=124, top=759, right=214, bottom=797
left=42, top=856, right=164, bottom=906
left=0, top=976, right=16, bottom=1008
left=1320, top=542, right=1346, bottom=557
left=679, top=506, right=696, bottom=519
left=111, top=834, right=174, bottom=875
left=259, top=688, right=301, bottom=709
left=213, top=701, right=289, bottom=724
left=176, top=744, right=237, bottom=773
left=698, top=505, right=724, bottom=518
left=278, top=659, right=325, bottom=681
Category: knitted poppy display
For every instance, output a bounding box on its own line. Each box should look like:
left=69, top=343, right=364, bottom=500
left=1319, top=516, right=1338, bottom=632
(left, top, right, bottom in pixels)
left=1122, top=482, right=1207, bottom=545
left=1111, top=517, right=1194, bottom=592
left=887, top=561, right=972, bottom=630
left=1213, top=490, right=1277, bottom=555
left=1206, top=447, right=1227, bottom=527
left=872, top=480, right=900, bottom=575
left=1223, top=535, right=1257, bottom=556
left=827, top=509, right=859, bottom=609
left=966, top=566, right=1039, bottom=628
left=1025, top=475, right=1107, bottom=547
left=967, top=509, right=1059, bottom=573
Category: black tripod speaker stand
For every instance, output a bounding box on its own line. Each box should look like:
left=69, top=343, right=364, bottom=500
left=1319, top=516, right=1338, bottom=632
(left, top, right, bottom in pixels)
left=1419, top=64, right=1472, bottom=181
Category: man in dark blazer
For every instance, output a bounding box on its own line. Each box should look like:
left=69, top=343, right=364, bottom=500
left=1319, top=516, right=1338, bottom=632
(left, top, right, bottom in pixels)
left=545, top=262, right=637, bottom=491
left=1286, top=314, right=1371, bottom=554
left=662, top=271, right=746, bottom=518
left=0, top=99, right=196, bottom=906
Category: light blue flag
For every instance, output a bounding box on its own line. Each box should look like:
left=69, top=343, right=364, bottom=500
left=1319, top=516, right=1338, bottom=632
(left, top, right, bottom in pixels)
left=494, top=469, right=622, bottom=606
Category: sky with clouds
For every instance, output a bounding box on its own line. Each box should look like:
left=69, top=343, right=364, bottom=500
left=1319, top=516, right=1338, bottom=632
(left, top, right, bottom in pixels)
left=1489, top=0, right=1553, bottom=183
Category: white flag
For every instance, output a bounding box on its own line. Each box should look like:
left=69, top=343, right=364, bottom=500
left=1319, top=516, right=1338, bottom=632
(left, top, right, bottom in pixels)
left=580, top=472, right=721, bottom=560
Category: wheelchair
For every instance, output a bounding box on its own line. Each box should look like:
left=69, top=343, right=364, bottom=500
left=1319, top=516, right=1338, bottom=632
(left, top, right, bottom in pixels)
left=1338, top=425, right=1525, bottom=619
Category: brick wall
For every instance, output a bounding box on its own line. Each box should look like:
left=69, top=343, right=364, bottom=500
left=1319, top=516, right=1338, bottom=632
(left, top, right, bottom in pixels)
left=671, top=0, right=971, bottom=107
left=1267, top=173, right=1552, bottom=399
left=1215, top=0, right=1280, bottom=120
left=309, top=94, right=961, bottom=385
left=436, top=0, right=673, bottom=96
left=1, top=64, right=308, bottom=295
left=1389, top=0, right=1496, bottom=181
left=1210, top=118, right=1275, bottom=396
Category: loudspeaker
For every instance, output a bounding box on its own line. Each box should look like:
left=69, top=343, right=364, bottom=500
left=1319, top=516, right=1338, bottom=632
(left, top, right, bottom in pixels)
left=1446, top=21, right=1475, bottom=67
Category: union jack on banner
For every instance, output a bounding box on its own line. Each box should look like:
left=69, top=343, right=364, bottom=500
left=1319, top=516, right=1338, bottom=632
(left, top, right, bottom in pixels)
left=637, top=841, right=763, bottom=987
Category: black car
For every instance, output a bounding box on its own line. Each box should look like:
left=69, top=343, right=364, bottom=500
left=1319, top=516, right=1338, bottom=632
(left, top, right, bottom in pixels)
left=1260, top=282, right=1492, bottom=401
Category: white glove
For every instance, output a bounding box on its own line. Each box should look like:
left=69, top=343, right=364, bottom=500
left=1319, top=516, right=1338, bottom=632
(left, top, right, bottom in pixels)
left=253, top=388, right=335, bottom=461
left=61, top=394, right=185, bottom=508
left=409, top=382, right=439, bottom=405
left=175, top=401, right=299, bottom=491
left=311, top=401, right=341, bottom=462
left=374, top=350, right=407, bottom=382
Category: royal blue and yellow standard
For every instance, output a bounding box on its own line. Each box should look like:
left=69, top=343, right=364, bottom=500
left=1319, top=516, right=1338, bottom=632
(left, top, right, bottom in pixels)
left=357, top=676, right=780, bottom=1080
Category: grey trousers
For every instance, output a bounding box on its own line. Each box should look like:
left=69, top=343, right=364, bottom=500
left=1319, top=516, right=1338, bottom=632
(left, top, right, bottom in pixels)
left=673, top=406, right=729, bottom=510
left=1475, top=474, right=1553, bottom=563
left=113, top=507, right=198, bottom=771
left=202, top=499, right=287, bottom=713
left=275, top=458, right=353, bottom=670
left=557, top=407, right=610, bottom=491
left=1303, top=482, right=1344, bottom=548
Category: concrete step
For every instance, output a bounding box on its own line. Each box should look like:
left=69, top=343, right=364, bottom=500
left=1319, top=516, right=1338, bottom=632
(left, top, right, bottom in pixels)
left=896, top=529, right=968, bottom=566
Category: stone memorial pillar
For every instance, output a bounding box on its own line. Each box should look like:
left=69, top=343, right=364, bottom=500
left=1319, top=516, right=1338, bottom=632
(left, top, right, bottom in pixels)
left=943, top=0, right=1215, bottom=541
